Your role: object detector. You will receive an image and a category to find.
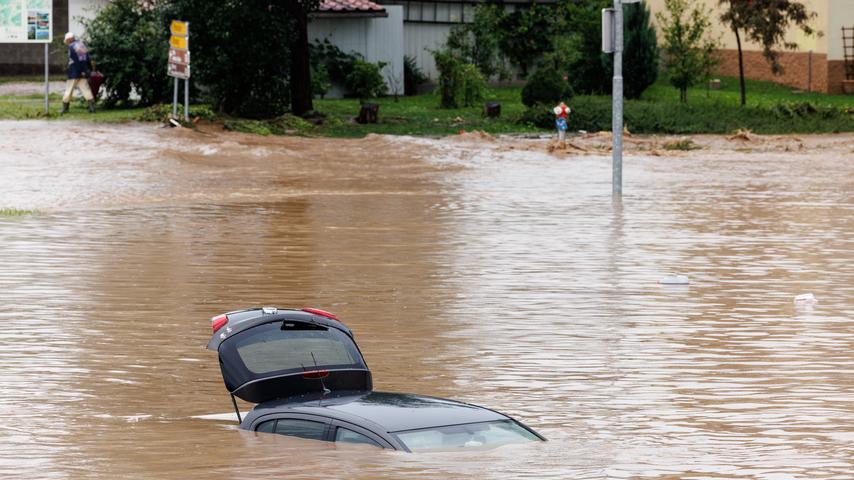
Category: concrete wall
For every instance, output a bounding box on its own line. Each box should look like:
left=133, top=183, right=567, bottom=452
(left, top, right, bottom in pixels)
left=309, top=5, right=404, bottom=98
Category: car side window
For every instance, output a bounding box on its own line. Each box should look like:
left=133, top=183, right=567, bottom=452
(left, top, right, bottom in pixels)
left=256, top=420, right=275, bottom=433
left=335, top=427, right=382, bottom=448
left=255, top=418, right=328, bottom=441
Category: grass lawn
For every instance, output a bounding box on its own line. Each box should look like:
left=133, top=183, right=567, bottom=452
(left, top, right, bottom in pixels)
left=0, top=75, right=850, bottom=136
left=312, top=87, right=540, bottom=137
left=642, top=76, right=853, bottom=108
left=0, top=92, right=147, bottom=121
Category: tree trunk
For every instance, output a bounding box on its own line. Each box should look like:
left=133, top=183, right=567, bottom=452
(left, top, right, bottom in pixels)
left=290, top=6, right=313, bottom=116
left=734, top=26, right=746, bottom=106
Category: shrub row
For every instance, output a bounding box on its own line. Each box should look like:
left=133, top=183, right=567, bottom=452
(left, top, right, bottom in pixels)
left=518, top=98, right=854, bottom=134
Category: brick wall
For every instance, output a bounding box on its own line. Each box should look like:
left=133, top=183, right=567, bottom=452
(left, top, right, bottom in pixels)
left=826, top=60, right=847, bottom=94
left=0, top=0, right=69, bottom=75
left=714, top=48, right=833, bottom=93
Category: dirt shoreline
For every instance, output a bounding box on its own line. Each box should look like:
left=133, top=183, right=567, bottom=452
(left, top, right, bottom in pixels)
left=447, top=129, right=854, bottom=158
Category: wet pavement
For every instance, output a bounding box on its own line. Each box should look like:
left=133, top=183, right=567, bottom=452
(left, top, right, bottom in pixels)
left=1, top=121, right=852, bottom=479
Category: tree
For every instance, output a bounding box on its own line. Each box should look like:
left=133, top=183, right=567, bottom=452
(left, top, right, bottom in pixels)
left=497, top=4, right=555, bottom=77
left=557, top=0, right=611, bottom=94
left=446, top=4, right=509, bottom=80
left=656, top=0, right=718, bottom=102
left=621, top=1, right=660, bottom=99
left=284, top=0, right=321, bottom=116
left=719, top=0, right=818, bottom=106
left=168, top=0, right=297, bottom=117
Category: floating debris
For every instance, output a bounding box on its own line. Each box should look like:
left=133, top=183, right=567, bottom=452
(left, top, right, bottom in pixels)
left=793, top=293, right=817, bottom=306
left=659, top=274, right=690, bottom=285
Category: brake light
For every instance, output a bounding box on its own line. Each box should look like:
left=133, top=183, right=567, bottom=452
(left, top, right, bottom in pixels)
left=211, top=314, right=228, bottom=333
left=302, top=370, right=329, bottom=379
left=301, top=308, right=339, bottom=321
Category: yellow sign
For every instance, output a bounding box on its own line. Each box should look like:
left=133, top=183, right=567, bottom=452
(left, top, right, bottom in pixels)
left=170, top=20, right=189, bottom=37
left=170, top=35, right=188, bottom=50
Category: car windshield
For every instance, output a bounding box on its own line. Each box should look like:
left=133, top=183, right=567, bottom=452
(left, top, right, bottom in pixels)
left=394, top=420, right=540, bottom=452
left=233, top=322, right=360, bottom=374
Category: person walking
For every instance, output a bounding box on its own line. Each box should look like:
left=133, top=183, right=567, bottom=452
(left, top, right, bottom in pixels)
left=62, top=32, right=95, bottom=114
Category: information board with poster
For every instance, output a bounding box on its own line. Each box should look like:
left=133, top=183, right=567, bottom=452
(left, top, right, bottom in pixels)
left=0, top=0, right=52, bottom=43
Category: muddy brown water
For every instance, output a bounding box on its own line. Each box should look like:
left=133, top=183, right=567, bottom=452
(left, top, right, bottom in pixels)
left=1, top=121, right=852, bottom=479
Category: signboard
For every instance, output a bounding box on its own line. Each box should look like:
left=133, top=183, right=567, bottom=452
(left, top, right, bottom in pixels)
left=169, top=34, right=187, bottom=50
left=168, top=62, right=190, bottom=80
left=0, top=0, right=52, bottom=43
left=168, top=48, right=189, bottom=65
left=170, top=20, right=188, bottom=36
left=168, top=19, right=189, bottom=79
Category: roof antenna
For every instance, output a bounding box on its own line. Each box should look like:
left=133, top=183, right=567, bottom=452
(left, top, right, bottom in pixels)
left=311, top=352, right=331, bottom=396
left=230, top=393, right=242, bottom=424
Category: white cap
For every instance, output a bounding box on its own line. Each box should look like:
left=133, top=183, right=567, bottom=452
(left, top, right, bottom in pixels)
left=64, top=32, right=75, bottom=41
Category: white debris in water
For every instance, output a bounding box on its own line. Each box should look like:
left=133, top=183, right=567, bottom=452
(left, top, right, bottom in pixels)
left=793, top=293, right=817, bottom=305
left=193, top=412, right=241, bottom=422
left=659, top=274, right=690, bottom=285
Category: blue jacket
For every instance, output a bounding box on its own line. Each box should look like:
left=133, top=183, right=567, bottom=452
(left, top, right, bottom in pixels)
left=67, top=40, right=92, bottom=79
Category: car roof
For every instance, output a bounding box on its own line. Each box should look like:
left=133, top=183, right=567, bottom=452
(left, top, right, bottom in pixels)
left=245, top=391, right=508, bottom=432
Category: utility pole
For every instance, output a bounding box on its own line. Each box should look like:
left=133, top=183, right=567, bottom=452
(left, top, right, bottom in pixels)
left=612, top=0, right=624, bottom=196
left=603, top=0, right=639, bottom=197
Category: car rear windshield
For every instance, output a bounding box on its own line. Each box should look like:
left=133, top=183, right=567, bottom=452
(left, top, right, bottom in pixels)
left=232, top=322, right=361, bottom=374
left=394, top=420, right=541, bottom=452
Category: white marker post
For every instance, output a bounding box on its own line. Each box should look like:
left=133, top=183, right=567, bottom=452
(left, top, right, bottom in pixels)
left=603, top=0, right=640, bottom=196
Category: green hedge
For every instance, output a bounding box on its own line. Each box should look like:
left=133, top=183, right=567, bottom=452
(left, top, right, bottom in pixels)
left=518, top=96, right=854, bottom=134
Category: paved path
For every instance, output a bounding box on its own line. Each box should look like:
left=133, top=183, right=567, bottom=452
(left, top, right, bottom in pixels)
left=0, top=81, right=66, bottom=96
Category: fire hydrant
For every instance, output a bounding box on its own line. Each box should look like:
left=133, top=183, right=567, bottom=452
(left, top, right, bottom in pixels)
left=553, top=102, right=570, bottom=142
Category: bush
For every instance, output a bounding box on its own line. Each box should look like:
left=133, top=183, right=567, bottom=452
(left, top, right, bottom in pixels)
left=82, top=0, right=172, bottom=107
left=311, top=63, right=332, bottom=99
left=311, top=39, right=361, bottom=85
left=460, top=63, right=487, bottom=107
left=516, top=103, right=555, bottom=129
left=432, top=49, right=487, bottom=108
left=345, top=61, right=387, bottom=101
left=523, top=96, right=854, bottom=134
left=521, top=66, right=574, bottom=108
left=403, top=55, right=427, bottom=96
left=223, top=114, right=314, bottom=136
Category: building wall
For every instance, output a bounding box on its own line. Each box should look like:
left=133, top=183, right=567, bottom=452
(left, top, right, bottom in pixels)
left=715, top=49, right=829, bottom=92
left=309, top=6, right=405, bottom=98
left=68, top=0, right=108, bottom=38
left=826, top=0, right=854, bottom=61
left=647, top=0, right=854, bottom=93
left=402, top=22, right=451, bottom=80
left=0, top=0, right=69, bottom=75
left=646, top=0, right=829, bottom=54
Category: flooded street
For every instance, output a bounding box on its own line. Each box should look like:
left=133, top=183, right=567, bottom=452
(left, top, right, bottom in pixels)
left=1, top=121, right=852, bottom=479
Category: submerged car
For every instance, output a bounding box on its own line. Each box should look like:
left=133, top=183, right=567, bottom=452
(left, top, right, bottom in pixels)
left=206, top=307, right=545, bottom=452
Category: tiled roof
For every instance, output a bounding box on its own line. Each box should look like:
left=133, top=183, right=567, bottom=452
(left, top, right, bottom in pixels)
left=319, top=0, right=385, bottom=13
